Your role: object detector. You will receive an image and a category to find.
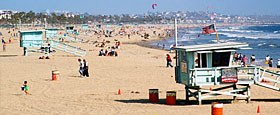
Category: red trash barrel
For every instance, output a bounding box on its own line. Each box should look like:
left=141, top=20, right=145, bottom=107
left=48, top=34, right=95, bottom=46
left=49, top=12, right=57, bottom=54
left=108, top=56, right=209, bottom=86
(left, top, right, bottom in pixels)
left=149, top=89, right=159, bottom=103
left=212, top=102, right=223, bottom=115
left=52, top=70, right=60, bottom=80
left=166, top=91, right=176, bottom=105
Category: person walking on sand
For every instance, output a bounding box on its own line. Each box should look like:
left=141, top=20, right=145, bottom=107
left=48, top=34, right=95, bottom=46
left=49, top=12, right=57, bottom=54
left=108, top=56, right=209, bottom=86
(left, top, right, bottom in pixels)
left=21, top=81, right=31, bottom=95
left=78, top=59, right=84, bottom=77
left=166, top=54, right=173, bottom=68
left=83, top=59, right=89, bottom=77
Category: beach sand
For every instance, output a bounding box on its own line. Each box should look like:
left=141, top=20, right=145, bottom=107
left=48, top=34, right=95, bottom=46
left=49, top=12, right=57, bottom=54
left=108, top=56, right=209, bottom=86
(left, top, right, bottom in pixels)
left=0, top=26, right=280, bottom=115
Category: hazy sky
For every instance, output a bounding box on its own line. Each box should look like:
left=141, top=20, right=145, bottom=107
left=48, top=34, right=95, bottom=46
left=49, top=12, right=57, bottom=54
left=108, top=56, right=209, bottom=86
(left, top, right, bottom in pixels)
left=2, top=0, right=280, bottom=15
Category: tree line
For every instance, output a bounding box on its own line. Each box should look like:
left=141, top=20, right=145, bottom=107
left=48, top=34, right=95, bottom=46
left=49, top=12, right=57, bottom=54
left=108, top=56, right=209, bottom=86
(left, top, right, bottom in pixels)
left=0, top=11, right=171, bottom=25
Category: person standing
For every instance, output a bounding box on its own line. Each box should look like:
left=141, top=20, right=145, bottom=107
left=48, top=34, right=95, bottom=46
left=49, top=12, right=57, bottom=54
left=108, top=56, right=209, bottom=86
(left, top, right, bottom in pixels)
left=250, top=54, right=256, bottom=64
left=269, top=58, right=273, bottom=67
left=166, top=54, right=173, bottom=68
left=3, top=42, right=7, bottom=52
left=242, top=55, right=249, bottom=66
left=277, top=59, right=280, bottom=68
left=265, top=55, right=270, bottom=65
left=1, top=38, right=5, bottom=44
left=78, top=59, right=84, bottom=77
left=83, top=59, right=89, bottom=77
left=233, top=52, right=238, bottom=62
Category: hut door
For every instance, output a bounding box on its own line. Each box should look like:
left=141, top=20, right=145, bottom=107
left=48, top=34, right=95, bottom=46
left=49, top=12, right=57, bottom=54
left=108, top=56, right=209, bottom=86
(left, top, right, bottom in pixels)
left=198, top=53, right=207, bottom=68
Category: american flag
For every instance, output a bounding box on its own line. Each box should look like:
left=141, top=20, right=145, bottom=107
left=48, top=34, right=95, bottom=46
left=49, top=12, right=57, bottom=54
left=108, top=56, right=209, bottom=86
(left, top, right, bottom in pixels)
left=202, top=24, right=216, bottom=34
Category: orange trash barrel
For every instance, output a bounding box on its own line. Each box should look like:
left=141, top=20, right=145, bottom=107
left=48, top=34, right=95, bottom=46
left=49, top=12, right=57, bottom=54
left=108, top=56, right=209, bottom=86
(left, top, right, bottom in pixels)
left=52, top=70, right=60, bottom=80
left=212, top=102, right=223, bottom=115
left=166, top=91, right=176, bottom=105
left=149, top=89, right=159, bottom=103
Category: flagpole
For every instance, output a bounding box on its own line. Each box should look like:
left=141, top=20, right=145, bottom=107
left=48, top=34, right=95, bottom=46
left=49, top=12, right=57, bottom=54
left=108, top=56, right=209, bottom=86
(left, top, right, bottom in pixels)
left=175, top=18, right=178, bottom=47
left=214, top=23, right=219, bottom=43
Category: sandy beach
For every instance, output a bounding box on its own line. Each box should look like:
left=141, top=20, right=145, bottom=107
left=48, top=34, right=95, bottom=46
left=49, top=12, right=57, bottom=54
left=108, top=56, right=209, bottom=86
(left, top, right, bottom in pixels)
left=0, top=25, right=280, bottom=115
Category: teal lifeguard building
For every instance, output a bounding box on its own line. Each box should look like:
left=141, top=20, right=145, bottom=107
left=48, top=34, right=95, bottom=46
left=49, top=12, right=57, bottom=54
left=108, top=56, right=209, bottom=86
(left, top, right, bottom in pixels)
left=66, top=25, right=75, bottom=33
left=45, top=28, right=58, bottom=38
left=20, top=30, right=44, bottom=48
left=173, top=42, right=280, bottom=105
left=20, top=30, right=49, bottom=56
left=81, top=24, right=88, bottom=30
left=20, top=30, right=87, bottom=57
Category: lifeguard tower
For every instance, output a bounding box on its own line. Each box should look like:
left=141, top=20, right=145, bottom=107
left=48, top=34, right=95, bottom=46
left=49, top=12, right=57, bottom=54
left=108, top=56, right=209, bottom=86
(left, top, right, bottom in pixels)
left=173, top=42, right=280, bottom=105
left=81, top=24, right=88, bottom=30
left=20, top=30, right=87, bottom=57
left=45, top=28, right=58, bottom=38
left=66, top=25, right=75, bottom=33
left=20, top=30, right=50, bottom=56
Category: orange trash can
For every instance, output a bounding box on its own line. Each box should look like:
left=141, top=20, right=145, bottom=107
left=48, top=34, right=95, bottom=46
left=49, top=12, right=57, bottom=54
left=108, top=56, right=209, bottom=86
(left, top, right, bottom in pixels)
left=52, top=70, right=60, bottom=80
left=212, top=102, right=223, bottom=115
left=166, top=91, right=176, bottom=105
left=149, top=89, right=159, bottom=103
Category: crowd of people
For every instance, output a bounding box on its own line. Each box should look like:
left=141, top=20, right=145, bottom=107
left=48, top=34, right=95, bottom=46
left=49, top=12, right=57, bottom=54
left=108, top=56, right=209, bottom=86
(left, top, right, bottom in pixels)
left=233, top=52, right=280, bottom=68
left=97, top=39, right=120, bottom=57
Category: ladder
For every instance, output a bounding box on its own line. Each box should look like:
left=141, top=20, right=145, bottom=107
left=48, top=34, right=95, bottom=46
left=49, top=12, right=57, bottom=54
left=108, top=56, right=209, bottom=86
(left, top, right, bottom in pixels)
left=50, top=40, right=86, bottom=57
left=254, top=68, right=280, bottom=91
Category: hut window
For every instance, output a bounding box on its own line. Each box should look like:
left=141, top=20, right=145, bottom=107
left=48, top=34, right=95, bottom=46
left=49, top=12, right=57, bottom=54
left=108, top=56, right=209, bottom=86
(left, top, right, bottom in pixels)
left=212, top=52, right=231, bottom=67
left=197, top=53, right=207, bottom=68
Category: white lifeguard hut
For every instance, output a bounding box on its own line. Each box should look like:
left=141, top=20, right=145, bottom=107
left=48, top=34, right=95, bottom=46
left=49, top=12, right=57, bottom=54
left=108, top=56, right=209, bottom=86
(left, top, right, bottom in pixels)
left=173, top=42, right=280, bottom=105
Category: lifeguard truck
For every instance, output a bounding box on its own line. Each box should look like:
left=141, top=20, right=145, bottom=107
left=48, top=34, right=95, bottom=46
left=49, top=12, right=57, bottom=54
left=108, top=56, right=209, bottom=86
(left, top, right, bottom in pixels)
left=173, top=42, right=280, bottom=105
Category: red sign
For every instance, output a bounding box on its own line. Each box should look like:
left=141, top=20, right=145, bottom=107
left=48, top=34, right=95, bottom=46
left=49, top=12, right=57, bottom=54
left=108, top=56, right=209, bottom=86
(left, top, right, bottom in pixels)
left=221, top=68, right=238, bottom=83
left=221, top=77, right=237, bottom=83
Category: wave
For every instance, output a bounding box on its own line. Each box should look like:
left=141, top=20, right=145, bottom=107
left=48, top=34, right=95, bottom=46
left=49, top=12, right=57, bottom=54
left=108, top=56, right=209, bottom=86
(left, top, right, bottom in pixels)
left=274, top=31, right=280, bottom=33
left=219, top=32, right=280, bottom=39
left=217, top=28, right=263, bottom=33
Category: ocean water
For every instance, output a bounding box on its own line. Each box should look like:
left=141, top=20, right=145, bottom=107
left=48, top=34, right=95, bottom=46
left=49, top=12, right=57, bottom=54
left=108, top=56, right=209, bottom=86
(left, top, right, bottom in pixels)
left=150, top=24, right=280, bottom=66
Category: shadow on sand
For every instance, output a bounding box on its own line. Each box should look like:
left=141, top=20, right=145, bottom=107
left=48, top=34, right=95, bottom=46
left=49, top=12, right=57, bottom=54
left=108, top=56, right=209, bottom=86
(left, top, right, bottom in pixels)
left=0, top=54, right=18, bottom=57
left=115, top=98, right=280, bottom=105
left=70, top=75, right=84, bottom=78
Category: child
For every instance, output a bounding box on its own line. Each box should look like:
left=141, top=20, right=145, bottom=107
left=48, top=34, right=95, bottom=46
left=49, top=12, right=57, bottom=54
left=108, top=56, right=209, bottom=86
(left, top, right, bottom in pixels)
left=3, top=42, right=7, bottom=52
left=22, top=81, right=31, bottom=95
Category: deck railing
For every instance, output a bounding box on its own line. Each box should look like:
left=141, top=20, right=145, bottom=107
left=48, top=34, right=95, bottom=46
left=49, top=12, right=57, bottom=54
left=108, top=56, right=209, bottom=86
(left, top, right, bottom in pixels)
left=21, top=40, right=86, bottom=57
left=188, top=66, right=280, bottom=90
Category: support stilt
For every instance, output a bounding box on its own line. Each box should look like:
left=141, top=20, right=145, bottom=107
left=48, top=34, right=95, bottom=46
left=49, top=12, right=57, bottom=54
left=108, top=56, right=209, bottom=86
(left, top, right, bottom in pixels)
left=198, top=89, right=202, bottom=105
left=233, top=84, right=238, bottom=103
left=185, top=86, right=190, bottom=104
left=247, top=85, right=251, bottom=103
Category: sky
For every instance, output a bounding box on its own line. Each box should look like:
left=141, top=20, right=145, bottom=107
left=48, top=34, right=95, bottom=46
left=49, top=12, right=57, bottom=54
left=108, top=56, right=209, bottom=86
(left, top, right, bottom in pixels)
left=1, top=0, right=280, bottom=15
